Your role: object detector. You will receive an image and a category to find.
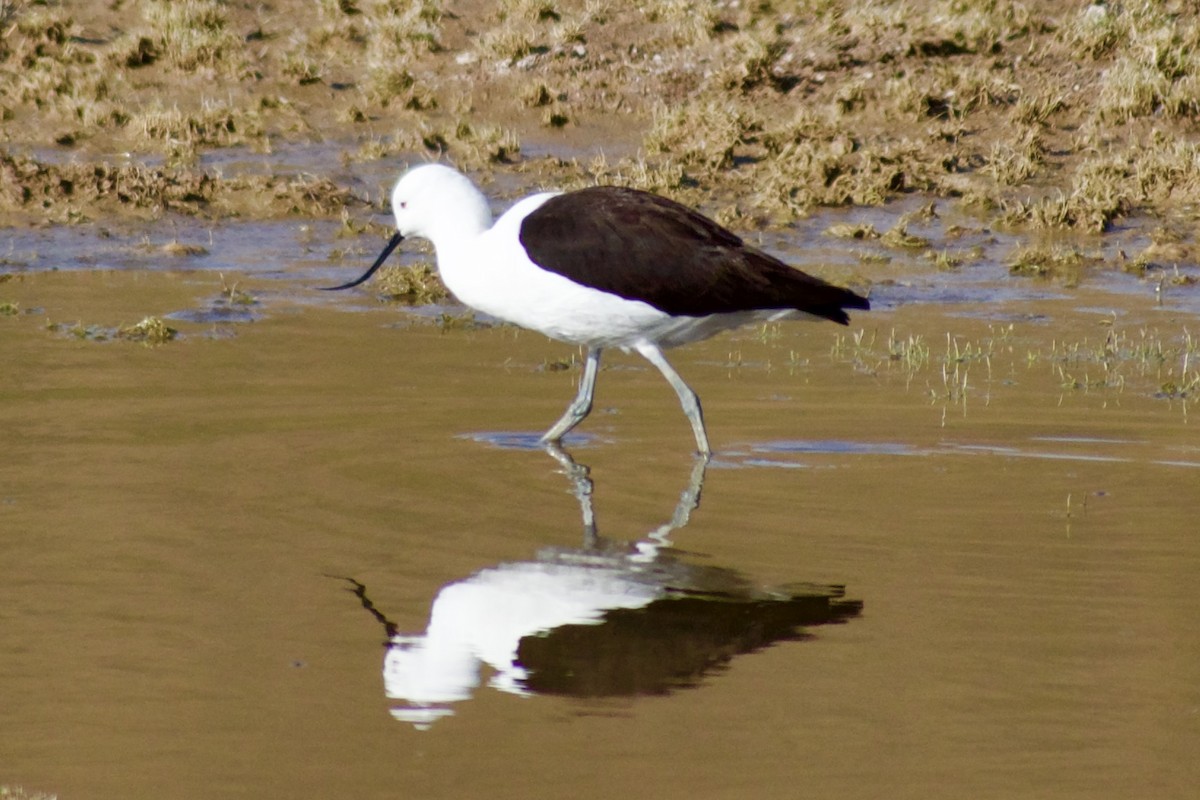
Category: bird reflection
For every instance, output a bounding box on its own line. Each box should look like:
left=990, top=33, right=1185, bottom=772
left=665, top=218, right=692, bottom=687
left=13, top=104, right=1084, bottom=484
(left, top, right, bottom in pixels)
left=340, top=447, right=861, bottom=729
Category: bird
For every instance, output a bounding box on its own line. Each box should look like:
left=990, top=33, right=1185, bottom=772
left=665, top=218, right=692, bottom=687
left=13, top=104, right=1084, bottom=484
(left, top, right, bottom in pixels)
left=323, top=164, right=869, bottom=455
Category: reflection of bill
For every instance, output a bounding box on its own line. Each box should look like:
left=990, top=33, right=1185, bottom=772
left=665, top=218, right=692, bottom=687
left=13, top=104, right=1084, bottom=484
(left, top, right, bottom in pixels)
left=347, top=448, right=862, bottom=728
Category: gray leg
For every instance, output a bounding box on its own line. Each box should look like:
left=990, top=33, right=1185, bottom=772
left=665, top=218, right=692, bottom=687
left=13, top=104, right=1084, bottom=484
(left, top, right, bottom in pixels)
left=635, top=343, right=711, bottom=456
left=540, top=347, right=602, bottom=445
left=542, top=442, right=598, bottom=547
left=641, top=454, right=709, bottom=557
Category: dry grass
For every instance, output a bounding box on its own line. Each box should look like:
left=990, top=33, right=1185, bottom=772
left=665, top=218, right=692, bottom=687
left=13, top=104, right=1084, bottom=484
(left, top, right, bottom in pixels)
left=1007, top=245, right=1095, bottom=286
left=140, top=0, right=250, bottom=75
left=374, top=261, right=448, bottom=304
left=0, top=152, right=363, bottom=222
left=0, top=0, right=1198, bottom=246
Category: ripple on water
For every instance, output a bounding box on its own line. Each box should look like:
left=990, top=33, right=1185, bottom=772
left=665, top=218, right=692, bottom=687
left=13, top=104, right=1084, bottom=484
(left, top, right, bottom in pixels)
left=721, top=437, right=1200, bottom=470
left=459, top=431, right=603, bottom=451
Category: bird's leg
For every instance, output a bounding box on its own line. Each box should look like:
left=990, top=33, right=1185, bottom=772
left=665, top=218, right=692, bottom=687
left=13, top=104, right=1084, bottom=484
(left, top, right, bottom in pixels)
left=540, top=347, right=602, bottom=446
left=542, top=442, right=598, bottom=548
left=635, top=343, right=712, bottom=457
left=638, top=453, right=709, bottom=560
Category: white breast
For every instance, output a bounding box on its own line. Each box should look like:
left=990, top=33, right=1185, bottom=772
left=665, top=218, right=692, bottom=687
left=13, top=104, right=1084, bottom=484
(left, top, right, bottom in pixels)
left=434, top=193, right=677, bottom=349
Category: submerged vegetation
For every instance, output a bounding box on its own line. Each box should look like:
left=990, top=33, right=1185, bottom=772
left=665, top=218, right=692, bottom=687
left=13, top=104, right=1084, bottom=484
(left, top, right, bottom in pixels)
left=45, top=314, right=178, bottom=344
left=0, top=786, right=57, bottom=800
left=116, top=315, right=178, bottom=343
left=829, top=321, right=1200, bottom=407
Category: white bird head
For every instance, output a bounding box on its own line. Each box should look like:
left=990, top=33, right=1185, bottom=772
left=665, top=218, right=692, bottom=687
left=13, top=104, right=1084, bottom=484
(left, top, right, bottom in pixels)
left=390, top=164, right=493, bottom=243
left=321, top=163, right=492, bottom=292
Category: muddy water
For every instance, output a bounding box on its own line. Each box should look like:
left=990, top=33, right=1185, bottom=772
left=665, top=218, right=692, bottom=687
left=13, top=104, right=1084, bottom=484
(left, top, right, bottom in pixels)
left=2, top=266, right=1198, bottom=800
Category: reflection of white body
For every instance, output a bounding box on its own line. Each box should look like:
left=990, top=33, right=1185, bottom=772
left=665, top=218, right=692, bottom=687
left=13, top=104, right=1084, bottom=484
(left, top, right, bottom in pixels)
left=385, top=560, right=662, bottom=726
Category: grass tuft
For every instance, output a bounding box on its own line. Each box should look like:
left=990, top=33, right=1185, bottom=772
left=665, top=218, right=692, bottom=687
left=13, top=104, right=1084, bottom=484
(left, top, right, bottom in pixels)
left=117, top=315, right=178, bottom=344
left=375, top=262, right=448, bottom=305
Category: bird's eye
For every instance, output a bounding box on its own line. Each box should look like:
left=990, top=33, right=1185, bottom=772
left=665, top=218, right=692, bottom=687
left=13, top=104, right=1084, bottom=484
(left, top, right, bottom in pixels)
left=399, top=201, right=407, bottom=209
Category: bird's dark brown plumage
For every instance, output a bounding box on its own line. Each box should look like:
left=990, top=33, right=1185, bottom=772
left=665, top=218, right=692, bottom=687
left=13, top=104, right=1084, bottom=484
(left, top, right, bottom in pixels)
left=519, top=186, right=869, bottom=324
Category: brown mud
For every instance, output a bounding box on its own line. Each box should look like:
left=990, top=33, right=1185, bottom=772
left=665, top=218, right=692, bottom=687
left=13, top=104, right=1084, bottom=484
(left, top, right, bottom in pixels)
left=2, top=1, right=1200, bottom=244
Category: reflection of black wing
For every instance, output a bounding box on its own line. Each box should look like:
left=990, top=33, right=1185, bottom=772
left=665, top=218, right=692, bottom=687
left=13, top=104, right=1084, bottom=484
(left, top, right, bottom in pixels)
left=515, top=585, right=863, bottom=697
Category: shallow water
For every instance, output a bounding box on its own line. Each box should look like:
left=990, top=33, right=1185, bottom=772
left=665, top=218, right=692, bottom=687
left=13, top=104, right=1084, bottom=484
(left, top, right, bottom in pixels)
left=2, top=243, right=1199, bottom=799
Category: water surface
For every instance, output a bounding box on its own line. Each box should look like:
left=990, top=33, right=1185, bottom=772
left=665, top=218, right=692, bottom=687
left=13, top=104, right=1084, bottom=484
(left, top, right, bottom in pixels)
left=2, top=257, right=1198, bottom=799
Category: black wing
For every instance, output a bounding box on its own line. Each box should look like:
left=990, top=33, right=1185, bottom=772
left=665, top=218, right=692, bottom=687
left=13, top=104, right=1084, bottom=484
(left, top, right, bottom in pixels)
left=518, top=187, right=869, bottom=324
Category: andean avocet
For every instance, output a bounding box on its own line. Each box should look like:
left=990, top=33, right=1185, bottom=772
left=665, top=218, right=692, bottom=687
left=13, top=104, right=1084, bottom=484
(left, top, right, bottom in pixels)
left=324, top=164, right=870, bottom=455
